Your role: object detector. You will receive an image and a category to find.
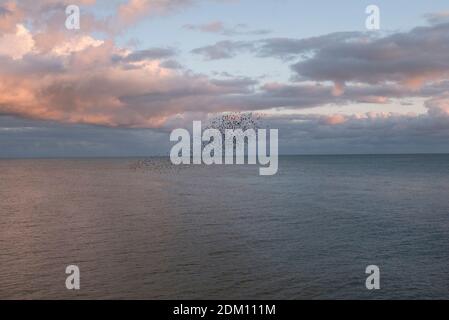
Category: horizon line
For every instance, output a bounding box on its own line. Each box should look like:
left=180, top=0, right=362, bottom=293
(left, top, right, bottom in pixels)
left=1, top=153, right=449, bottom=160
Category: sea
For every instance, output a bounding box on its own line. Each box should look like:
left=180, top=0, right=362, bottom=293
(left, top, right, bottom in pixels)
left=1, top=155, right=449, bottom=299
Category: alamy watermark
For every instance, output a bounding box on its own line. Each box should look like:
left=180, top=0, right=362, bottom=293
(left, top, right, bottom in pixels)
left=65, top=265, right=80, bottom=290
left=365, top=265, right=380, bottom=290
left=65, top=5, right=80, bottom=30
left=366, top=5, right=380, bottom=30
left=169, top=118, right=278, bottom=176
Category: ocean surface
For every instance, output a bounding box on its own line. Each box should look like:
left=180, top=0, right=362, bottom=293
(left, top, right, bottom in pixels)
left=1, top=155, right=449, bottom=299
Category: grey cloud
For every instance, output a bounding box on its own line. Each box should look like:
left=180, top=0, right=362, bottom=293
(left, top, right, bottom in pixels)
left=424, top=12, right=449, bottom=25
left=256, top=32, right=363, bottom=60
left=184, top=21, right=225, bottom=33
left=291, top=23, right=449, bottom=85
left=210, top=77, right=258, bottom=88
left=184, top=21, right=271, bottom=36
left=121, top=48, right=177, bottom=62
left=0, top=116, right=170, bottom=158
left=263, top=111, right=449, bottom=155
left=190, top=32, right=361, bottom=60
left=160, top=59, right=184, bottom=69
left=191, top=40, right=255, bottom=60
left=192, top=23, right=449, bottom=91
left=0, top=6, right=11, bottom=16
left=5, top=108, right=449, bottom=157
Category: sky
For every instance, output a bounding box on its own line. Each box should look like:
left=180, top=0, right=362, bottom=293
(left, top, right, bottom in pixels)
left=1, top=0, right=449, bottom=156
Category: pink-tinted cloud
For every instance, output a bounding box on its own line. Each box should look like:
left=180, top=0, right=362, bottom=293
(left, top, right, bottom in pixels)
left=120, top=0, right=193, bottom=19
left=0, top=1, right=24, bottom=33
left=2, top=1, right=449, bottom=134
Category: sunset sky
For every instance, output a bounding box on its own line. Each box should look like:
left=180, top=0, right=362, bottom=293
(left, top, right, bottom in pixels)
left=1, top=0, right=449, bottom=156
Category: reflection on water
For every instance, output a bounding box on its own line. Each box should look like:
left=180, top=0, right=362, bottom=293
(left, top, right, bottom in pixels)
left=1, top=155, right=449, bottom=299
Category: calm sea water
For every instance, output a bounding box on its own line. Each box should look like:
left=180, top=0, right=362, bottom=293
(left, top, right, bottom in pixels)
left=1, top=155, right=449, bottom=299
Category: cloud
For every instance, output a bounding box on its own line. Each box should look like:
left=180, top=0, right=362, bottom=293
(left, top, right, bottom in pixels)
left=261, top=109, right=449, bottom=154
left=4, top=107, right=449, bottom=157
left=118, top=0, right=193, bottom=23
left=0, top=0, right=259, bottom=128
left=160, top=59, right=184, bottom=69
left=192, top=22, right=449, bottom=98
left=191, top=40, right=254, bottom=59
left=0, top=115, right=170, bottom=157
left=0, top=35, right=262, bottom=127
left=184, top=20, right=225, bottom=33
left=290, top=24, right=449, bottom=90
left=3, top=0, right=449, bottom=158
left=425, top=95, right=449, bottom=116
left=183, top=21, right=270, bottom=36
left=424, top=12, right=449, bottom=25
left=2, top=0, right=196, bottom=42
left=51, top=35, right=104, bottom=56
left=120, top=47, right=177, bottom=62
left=0, top=1, right=24, bottom=33
left=191, top=32, right=361, bottom=60
left=192, top=22, right=449, bottom=92
left=0, top=24, right=35, bottom=59
left=256, top=32, right=362, bottom=60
